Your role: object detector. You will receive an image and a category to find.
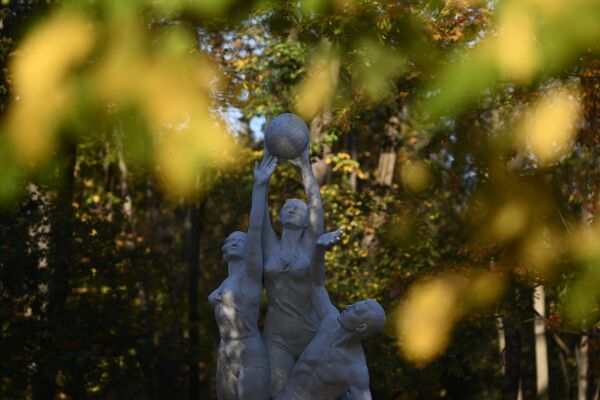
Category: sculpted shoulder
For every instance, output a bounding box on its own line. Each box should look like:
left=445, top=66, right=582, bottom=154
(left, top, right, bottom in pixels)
left=208, top=281, right=224, bottom=307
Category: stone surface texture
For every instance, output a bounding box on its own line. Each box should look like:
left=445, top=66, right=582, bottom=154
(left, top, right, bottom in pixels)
left=264, top=113, right=310, bottom=160
left=209, top=113, right=386, bottom=400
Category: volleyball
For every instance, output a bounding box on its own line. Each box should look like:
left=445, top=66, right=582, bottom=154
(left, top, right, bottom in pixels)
left=264, top=113, right=309, bottom=160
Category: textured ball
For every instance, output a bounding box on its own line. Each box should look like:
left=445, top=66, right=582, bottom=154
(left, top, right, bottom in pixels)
left=264, top=113, right=309, bottom=160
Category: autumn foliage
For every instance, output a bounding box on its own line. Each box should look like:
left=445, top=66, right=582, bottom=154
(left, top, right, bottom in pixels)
left=1, top=0, right=599, bottom=399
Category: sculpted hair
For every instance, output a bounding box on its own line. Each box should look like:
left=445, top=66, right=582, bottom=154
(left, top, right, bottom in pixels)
left=281, top=198, right=308, bottom=213
left=222, top=231, right=246, bottom=253
left=361, top=299, right=386, bottom=337
left=279, top=198, right=309, bottom=230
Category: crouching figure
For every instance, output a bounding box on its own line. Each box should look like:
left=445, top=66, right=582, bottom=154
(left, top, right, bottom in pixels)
left=276, top=230, right=386, bottom=400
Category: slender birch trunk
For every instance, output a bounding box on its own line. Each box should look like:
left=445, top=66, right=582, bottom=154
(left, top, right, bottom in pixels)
left=577, top=335, right=589, bottom=400
left=533, top=285, right=549, bottom=400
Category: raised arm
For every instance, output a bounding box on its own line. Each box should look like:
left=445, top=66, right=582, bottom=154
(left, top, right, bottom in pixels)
left=309, top=229, right=344, bottom=285
left=260, top=147, right=279, bottom=257
left=292, top=149, right=324, bottom=240
left=310, top=229, right=344, bottom=320
left=246, top=156, right=277, bottom=280
left=312, top=284, right=339, bottom=321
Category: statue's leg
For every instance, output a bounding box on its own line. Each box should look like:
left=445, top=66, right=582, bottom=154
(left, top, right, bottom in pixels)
left=266, top=342, right=296, bottom=398
left=216, top=350, right=238, bottom=400
left=238, top=365, right=270, bottom=400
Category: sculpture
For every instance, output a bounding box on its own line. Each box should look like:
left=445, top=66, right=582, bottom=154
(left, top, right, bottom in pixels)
left=210, top=113, right=385, bottom=400
left=264, top=113, right=310, bottom=160
left=276, top=297, right=385, bottom=400
left=261, top=144, right=326, bottom=397
left=208, top=156, right=277, bottom=400
left=275, top=230, right=386, bottom=400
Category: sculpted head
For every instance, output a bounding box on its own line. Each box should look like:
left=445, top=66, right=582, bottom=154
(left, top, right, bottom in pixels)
left=280, top=198, right=308, bottom=229
left=222, top=231, right=246, bottom=263
left=338, top=299, right=386, bottom=340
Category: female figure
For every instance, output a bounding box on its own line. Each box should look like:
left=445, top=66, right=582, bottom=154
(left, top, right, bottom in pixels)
left=208, top=156, right=277, bottom=400
left=261, top=147, right=325, bottom=397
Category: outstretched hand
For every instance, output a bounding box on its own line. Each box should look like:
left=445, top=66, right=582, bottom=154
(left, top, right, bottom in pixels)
left=317, top=228, right=344, bottom=250
left=254, top=155, right=278, bottom=186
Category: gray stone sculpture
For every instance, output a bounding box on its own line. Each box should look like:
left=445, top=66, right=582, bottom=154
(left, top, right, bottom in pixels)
left=210, top=112, right=386, bottom=400
left=264, top=113, right=310, bottom=160
left=208, top=156, right=277, bottom=400
left=260, top=145, right=325, bottom=397
left=274, top=231, right=386, bottom=400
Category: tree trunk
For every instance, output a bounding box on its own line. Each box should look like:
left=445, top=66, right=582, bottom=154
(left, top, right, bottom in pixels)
left=348, top=130, right=358, bottom=193
left=27, top=184, right=51, bottom=400
left=578, top=336, right=589, bottom=400
left=375, top=115, right=401, bottom=187
left=579, top=205, right=599, bottom=400
left=520, top=287, right=537, bottom=400
left=34, top=140, right=77, bottom=400
left=375, top=150, right=396, bottom=186
left=185, top=192, right=205, bottom=400
left=116, top=122, right=134, bottom=225
left=586, top=335, right=599, bottom=400
left=502, top=311, right=522, bottom=400
left=533, top=285, right=549, bottom=400
left=310, top=111, right=333, bottom=186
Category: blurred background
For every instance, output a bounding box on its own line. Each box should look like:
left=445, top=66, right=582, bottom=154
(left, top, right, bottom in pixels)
left=0, top=0, right=599, bottom=399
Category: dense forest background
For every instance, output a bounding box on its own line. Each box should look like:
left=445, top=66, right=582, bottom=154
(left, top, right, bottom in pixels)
left=0, top=0, right=599, bottom=399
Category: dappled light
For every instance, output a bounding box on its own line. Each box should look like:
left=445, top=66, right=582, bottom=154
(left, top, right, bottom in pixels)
left=4, top=3, right=239, bottom=199
left=516, top=86, right=582, bottom=165
left=489, top=201, right=529, bottom=242
left=468, top=272, right=505, bottom=308
left=396, top=278, right=461, bottom=365
left=396, top=272, right=505, bottom=366
left=8, top=13, right=95, bottom=164
left=495, top=2, right=539, bottom=82
left=518, top=227, right=560, bottom=275
left=570, top=224, right=600, bottom=262
left=295, top=53, right=339, bottom=120
left=354, top=38, right=406, bottom=101
left=400, top=160, right=431, bottom=193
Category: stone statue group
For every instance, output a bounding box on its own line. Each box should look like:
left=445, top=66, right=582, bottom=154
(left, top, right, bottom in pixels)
left=209, top=115, right=386, bottom=400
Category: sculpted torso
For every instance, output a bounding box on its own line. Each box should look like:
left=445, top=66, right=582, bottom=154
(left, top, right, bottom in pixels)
left=209, top=276, right=262, bottom=341
left=276, top=316, right=368, bottom=400
left=260, top=148, right=326, bottom=397
left=271, top=231, right=384, bottom=400
left=263, top=250, right=319, bottom=355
